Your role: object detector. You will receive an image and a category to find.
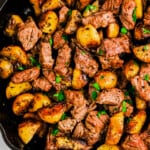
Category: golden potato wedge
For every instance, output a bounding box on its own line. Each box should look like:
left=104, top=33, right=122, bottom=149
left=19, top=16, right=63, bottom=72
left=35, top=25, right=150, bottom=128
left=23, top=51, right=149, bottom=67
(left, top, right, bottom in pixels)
left=42, top=0, right=64, bottom=12
left=39, top=11, right=58, bottom=34
left=105, top=112, right=124, bottom=145
left=135, top=96, right=147, bottom=110
left=107, top=22, right=120, bottom=38
left=135, top=0, right=143, bottom=19
left=0, top=45, right=28, bottom=65
left=0, top=58, right=13, bottom=79
left=97, top=144, right=120, bottom=150
left=133, top=44, right=150, bottom=62
left=66, top=0, right=75, bottom=7
left=29, top=93, right=51, bottom=112
left=124, top=60, right=140, bottom=80
left=72, top=69, right=88, bottom=89
left=6, top=81, right=32, bottom=99
left=126, top=110, right=146, bottom=134
left=12, top=93, right=34, bottom=115
left=4, top=15, right=23, bottom=37
left=29, top=0, right=41, bottom=16
left=38, top=104, right=66, bottom=124
left=94, top=71, right=117, bottom=89
left=18, top=120, right=41, bottom=144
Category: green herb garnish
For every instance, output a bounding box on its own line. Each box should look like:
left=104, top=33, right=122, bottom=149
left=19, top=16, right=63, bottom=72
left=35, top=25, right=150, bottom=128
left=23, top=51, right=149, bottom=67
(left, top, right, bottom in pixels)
left=61, top=113, right=67, bottom=120
left=97, top=110, right=107, bottom=118
left=67, top=9, right=72, bottom=16
left=144, top=74, right=149, bottom=81
left=124, top=91, right=129, bottom=96
left=132, top=8, right=137, bottom=22
left=142, top=28, right=150, bottom=34
left=126, top=117, right=132, bottom=124
left=98, top=49, right=104, bottom=55
left=53, top=91, right=65, bottom=101
left=51, top=128, right=59, bottom=136
left=49, top=38, right=53, bottom=46
left=55, top=75, right=61, bottom=83
left=144, top=45, right=149, bottom=50
left=62, top=34, right=68, bottom=41
left=91, top=91, right=97, bottom=100
left=18, top=66, right=25, bottom=71
left=121, top=27, right=128, bottom=34
left=29, top=57, right=41, bottom=68
left=85, top=5, right=96, bottom=11
left=122, top=101, right=127, bottom=112
left=92, top=82, right=101, bottom=91
left=125, top=99, right=133, bottom=105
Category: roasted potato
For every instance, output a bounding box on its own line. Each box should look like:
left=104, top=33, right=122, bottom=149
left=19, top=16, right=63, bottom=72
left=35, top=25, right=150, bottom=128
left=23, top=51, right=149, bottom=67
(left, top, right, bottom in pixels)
left=76, top=24, right=101, bottom=48
left=105, top=112, right=124, bottom=145
left=29, top=93, right=51, bottom=112
left=29, top=0, right=41, bottom=16
left=133, top=44, right=150, bottom=62
left=107, top=22, right=120, bottom=38
left=124, top=60, right=140, bottom=80
left=135, top=0, right=143, bottom=19
left=94, top=71, right=117, bottom=89
left=6, top=81, right=32, bottom=99
left=135, top=96, right=147, bottom=110
left=0, top=58, right=13, bottom=79
left=12, top=93, right=34, bottom=115
left=18, top=120, right=41, bottom=144
left=97, top=144, right=120, bottom=150
left=42, top=0, right=64, bottom=12
left=4, top=15, right=23, bottom=37
left=126, top=110, right=147, bottom=134
left=0, top=45, right=28, bottom=65
left=38, top=104, right=66, bottom=124
left=39, top=11, right=58, bottom=34
left=72, top=69, right=88, bottom=89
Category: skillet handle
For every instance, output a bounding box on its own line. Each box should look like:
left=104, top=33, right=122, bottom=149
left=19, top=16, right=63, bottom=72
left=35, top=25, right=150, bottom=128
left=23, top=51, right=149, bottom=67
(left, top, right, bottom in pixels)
left=0, top=0, right=7, bottom=11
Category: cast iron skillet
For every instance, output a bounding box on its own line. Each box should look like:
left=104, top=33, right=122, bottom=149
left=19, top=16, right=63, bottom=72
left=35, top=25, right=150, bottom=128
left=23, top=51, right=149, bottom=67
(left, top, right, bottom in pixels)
left=0, top=0, right=150, bottom=150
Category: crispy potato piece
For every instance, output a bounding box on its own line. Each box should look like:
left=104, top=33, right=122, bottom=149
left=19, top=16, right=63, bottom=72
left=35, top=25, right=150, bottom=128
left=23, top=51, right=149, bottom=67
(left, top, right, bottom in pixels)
left=18, top=120, right=41, bottom=144
left=76, top=24, right=101, bottom=48
left=42, top=0, right=64, bottom=12
left=0, top=58, right=13, bottom=79
left=66, top=0, right=75, bottom=7
left=29, top=0, right=41, bottom=16
left=39, top=11, right=58, bottom=34
left=126, top=110, right=147, bottom=134
left=12, top=93, right=34, bottom=115
left=124, top=60, right=140, bottom=80
left=94, top=71, right=117, bottom=89
left=4, top=15, right=23, bottom=37
left=6, top=81, right=32, bottom=99
left=29, top=93, right=51, bottom=112
left=133, top=44, right=150, bottom=63
left=135, top=96, right=147, bottom=110
left=107, top=22, right=120, bottom=38
left=105, top=112, right=124, bottom=145
left=72, top=69, right=88, bottom=89
left=38, top=104, right=66, bottom=124
left=0, top=45, right=28, bottom=65
left=135, top=0, right=143, bottom=19
left=97, top=144, right=120, bottom=150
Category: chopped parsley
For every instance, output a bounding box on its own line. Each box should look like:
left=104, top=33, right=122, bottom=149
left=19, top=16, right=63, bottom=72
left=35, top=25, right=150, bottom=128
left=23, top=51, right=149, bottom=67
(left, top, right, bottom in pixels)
left=51, top=128, right=59, bottom=136
left=53, top=91, right=65, bottom=101
left=85, top=5, right=96, bottom=11
left=124, top=91, right=129, bottom=96
left=121, top=27, right=128, bottom=34
left=144, top=45, right=149, bottom=50
left=29, top=57, right=41, bottom=68
left=98, top=49, right=104, bottom=55
left=144, top=74, right=149, bottom=81
left=49, top=38, right=53, bottom=46
left=142, top=28, right=150, bottom=34
left=92, top=82, right=101, bottom=91
left=97, top=110, right=107, bottom=118
left=126, top=117, right=132, bottom=124
left=91, top=91, right=97, bottom=100
left=67, top=9, right=72, bottom=16
left=132, top=8, right=137, bottom=22
left=128, top=86, right=135, bottom=96
left=122, top=101, right=127, bottom=112
left=55, top=75, right=61, bottom=83
left=125, top=99, right=133, bottom=105
left=18, top=66, right=25, bottom=71
left=81, top=50, right=86, bottom=55
left=61, top=113, right=67, bottom=120
left=62, top=34, right=68, bottom=41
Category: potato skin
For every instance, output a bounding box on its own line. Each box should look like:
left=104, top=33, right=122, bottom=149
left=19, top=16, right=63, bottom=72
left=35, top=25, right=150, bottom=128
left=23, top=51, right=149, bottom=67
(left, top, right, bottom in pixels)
left=107, top=22, right=119, bottom=38
left=135, top=96, right=147, bottom=110
left=133, top=44, right=150, bottom=62
left=38, top=104, right=66, bottom=124
left=39, top=11, right=58, bottom=34
left=13, top=93, right=34, bottom=115
left=97, top=144, right=120, bottom=150
left=0, top=45, right=28, bottom=65
left=76, top=24, right=101, bottom=48
left=135, top=0, right=143, bottom=19
left=94, top=71, right=117, bottom=89
left=126, top=110, right=147, bottom=134
left=0, top=58, right=13, bottom=79
left=105, top=112, right=124, bottom=145
left=6, top=81, right=32, bottom=99
left=18, top=120, right=41, bottom=144
left=29, top=93, right=51, bottom=112
left=124, top=60, right=140, bottom=80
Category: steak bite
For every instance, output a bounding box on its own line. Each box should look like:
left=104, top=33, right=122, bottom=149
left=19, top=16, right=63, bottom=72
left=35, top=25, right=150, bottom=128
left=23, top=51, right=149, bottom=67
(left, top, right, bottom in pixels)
left=17, top=17, right=42, bottom=51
